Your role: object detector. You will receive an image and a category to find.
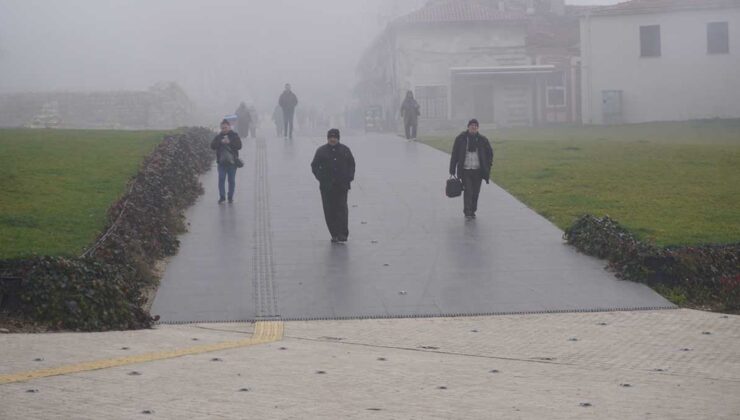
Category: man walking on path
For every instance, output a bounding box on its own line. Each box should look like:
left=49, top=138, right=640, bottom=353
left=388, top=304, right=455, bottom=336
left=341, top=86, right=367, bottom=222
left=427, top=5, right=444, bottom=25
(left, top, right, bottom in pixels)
left=311, top=128, right=355, bottom=243
left=211, top=119, right=243, bottom=204
left=235, top=102, right=252, bottom=139
left=278, top=83, right=298, bottom=139
left=400, top=90, right=420, bottom=140
left=449, top=119, right=493, bottom=219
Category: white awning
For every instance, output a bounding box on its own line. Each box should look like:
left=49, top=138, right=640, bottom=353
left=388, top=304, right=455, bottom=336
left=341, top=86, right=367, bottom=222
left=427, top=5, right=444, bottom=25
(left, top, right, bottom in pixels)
left=451, top=65, right=556, bottom=76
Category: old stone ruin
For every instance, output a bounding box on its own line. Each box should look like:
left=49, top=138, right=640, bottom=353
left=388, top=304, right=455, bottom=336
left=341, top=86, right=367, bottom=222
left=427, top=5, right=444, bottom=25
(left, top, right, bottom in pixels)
left=0, top=82, right=194, bottom=130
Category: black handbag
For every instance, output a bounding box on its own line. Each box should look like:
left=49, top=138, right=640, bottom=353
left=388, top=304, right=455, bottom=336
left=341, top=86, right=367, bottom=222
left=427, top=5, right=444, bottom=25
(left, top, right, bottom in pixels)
left=446, top=176, right=463, bottom=198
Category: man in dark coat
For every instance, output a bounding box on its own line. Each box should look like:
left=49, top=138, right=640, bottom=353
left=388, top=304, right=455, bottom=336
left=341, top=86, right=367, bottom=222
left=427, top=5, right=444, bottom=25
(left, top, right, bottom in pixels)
left=210, top=119, right=243, bottom=204
left=400, top=90, right=420, bottom=140
left=278, top=83, right=298, bottom=139
left=449, top=119, right=493, bottom=219
left=311, top=128, right=356, bottom=242
left=235, top=102, right=252, bottom=139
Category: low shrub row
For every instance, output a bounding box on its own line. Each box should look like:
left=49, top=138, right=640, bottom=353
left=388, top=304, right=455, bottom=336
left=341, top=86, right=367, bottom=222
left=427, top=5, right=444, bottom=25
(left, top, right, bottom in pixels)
left=0, top=127, right=214, bottom=331
left=564, top=215, right=740, bottom=311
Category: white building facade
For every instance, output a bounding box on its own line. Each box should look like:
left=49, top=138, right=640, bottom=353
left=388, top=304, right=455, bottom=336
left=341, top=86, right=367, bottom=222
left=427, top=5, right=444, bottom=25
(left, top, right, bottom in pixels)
left=580, top=0, right=740, bottom=124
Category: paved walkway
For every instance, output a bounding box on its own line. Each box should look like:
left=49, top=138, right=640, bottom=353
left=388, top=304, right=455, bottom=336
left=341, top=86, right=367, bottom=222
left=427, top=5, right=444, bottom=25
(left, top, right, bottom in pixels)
left=3, top=133, right=717, bottom=419
left=1, top=309, right=738, bottom=419
left=151, top=134, right=671, bottom=323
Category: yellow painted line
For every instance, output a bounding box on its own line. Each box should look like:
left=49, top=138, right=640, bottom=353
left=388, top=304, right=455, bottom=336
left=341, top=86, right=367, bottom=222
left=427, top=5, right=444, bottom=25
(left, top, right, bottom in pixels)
left=0, top=321, right=283, bottom=385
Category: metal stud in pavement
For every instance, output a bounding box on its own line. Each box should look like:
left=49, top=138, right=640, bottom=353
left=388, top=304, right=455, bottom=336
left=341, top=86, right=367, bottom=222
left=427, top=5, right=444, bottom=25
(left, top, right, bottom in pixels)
left=580, top=402, right=592, bottom=407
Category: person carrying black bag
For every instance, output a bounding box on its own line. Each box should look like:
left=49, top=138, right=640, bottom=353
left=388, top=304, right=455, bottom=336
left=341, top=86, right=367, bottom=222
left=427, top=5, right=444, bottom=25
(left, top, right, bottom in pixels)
left=210, top=119, right=243, bottom=204
left=311, top=128, right=356, bottom=243
left=449, top=119, right=493, bottom=219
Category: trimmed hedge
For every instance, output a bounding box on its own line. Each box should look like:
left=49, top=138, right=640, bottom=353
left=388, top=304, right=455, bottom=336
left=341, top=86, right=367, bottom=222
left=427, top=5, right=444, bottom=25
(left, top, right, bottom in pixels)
left=564, top=215, right=740, bottom=311
left=0, top=127, right=214, bottom=331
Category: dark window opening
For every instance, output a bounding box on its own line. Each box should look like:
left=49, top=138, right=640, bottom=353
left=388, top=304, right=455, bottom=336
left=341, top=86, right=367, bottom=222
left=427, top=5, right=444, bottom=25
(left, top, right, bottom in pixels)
left=708, top=22, right=729, bottom=54
left=414, top=85, right=447, bottom=120
left=640, top=25, right=661, bottom=57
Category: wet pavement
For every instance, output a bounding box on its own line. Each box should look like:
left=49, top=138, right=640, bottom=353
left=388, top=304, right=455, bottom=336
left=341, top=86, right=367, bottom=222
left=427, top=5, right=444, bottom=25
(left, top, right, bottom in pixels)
left=151, top=134, right=673, bottom=323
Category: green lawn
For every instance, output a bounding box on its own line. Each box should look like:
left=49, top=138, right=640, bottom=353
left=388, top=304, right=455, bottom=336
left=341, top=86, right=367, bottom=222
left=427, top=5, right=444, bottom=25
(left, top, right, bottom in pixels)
left=0, top=129, right=164, bottom=259
left=423, top=120, right=740, bottom=246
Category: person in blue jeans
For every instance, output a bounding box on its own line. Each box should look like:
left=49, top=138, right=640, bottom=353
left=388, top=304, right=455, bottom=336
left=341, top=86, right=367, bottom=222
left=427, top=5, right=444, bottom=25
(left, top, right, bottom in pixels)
left=210, top=119, right=242, bottom=203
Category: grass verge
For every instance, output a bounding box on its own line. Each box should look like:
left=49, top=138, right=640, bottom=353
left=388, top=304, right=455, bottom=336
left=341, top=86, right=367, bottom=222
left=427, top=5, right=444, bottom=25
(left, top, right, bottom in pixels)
left=0, top=129, right=163, bottom=259
left=422, top=119, right=740, bottom=247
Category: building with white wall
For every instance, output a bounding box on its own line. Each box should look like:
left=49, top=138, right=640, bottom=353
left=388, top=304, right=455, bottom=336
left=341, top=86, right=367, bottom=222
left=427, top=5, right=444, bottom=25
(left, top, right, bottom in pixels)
left=580, top=0, right=740, bottom=124
left=355, top=0, right=582, bottom=130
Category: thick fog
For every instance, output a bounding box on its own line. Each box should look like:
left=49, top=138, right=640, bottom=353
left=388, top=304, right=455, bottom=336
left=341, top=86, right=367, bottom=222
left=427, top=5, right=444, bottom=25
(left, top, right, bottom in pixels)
left=0, top=0, right=429, bottom=121
left=0, top=0, right=620, bottom=123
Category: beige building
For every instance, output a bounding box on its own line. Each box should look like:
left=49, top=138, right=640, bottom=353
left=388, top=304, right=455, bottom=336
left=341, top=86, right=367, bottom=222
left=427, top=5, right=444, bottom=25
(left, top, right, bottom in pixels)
left=580, top=0, right=740, bottom=124
left=356, top=0, right=583, bottom=130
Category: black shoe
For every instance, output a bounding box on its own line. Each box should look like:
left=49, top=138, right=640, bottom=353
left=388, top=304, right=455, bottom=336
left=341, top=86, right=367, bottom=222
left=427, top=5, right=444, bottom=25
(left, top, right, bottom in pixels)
left=471, top=213, right=476, bottom=219
left=228, top=197, right=233, bottom=203
left=337, top=236, right=348, bottom=242
left=331, top=237, right=339, bottom=243
left=218, top=198, right=226, bottom=204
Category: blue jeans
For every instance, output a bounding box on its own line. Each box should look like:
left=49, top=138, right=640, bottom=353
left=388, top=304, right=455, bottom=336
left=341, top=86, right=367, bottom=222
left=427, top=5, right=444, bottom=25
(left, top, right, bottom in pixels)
left=218, top=164, right=237, bottom=200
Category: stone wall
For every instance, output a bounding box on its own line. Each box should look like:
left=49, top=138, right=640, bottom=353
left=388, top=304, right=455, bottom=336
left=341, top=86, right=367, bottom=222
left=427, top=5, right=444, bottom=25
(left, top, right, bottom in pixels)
left=0, top=82, right=193, bottom=129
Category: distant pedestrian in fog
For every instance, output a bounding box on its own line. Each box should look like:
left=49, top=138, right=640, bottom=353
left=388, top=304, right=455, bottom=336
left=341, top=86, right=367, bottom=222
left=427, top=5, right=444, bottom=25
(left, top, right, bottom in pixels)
left=278, top=83, right=298, bottom=139
left=235, top=102, right=252, bottom=139
left=211, top=119, right=242, bottom=204
left=400, top=90, right=420, bottom=140
left=272, top=105, right=284, bottom=137
left=248, top=105, right=259, bottom=138
left=311, top=128, right=355, bottom=243
left=449, top=119, right=493, bottom=219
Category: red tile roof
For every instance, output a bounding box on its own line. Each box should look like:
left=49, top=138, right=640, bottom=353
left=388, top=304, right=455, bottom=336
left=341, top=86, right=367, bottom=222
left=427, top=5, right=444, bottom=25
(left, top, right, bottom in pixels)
left=394, top=0, right=528, bottom=25
left=590, top=0, right=740, bottom=16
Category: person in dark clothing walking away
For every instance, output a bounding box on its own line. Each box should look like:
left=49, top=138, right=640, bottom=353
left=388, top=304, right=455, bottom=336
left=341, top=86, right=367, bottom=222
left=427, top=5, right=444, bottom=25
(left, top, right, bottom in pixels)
left=311, top=128, right=356, bottom=243
left=278, top=83, right=298, bottom=139
left=449, top=119, right=493, bottom=219
left=211, top=119, right=243, bottom=204
left=400, top=90, right=420, bottom=140
left=235, top=102, right=252, bottom=139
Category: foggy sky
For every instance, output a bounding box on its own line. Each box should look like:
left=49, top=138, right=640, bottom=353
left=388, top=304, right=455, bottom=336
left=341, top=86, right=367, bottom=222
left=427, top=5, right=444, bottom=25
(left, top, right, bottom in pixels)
left=0, top=0, right=619, bottom=119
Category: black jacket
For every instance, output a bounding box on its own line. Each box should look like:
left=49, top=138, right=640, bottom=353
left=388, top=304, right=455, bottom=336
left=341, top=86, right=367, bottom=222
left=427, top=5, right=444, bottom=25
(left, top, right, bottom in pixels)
left=449, top=131, right=494, bottom=183
left=279, top=91, right=298, bottom=111
left=210, top=131, right=242, bottom=163
left=235, top=104, right=252, bottom=134
left=311, top=142, right=355, bottom=190
left=400, top=98, right=420, bottom=123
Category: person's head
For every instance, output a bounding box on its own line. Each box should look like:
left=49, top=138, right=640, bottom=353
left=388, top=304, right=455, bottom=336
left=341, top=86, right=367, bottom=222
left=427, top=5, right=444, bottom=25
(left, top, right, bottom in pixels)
left=406, top=90, right=414, bottom=99
left=327, top=128, right=340, bottom=145
left=467, top=119, right=479, bottom=135
left=285, top=83, right=291, bottom=91
left=220, top=119, right=231, bottom=134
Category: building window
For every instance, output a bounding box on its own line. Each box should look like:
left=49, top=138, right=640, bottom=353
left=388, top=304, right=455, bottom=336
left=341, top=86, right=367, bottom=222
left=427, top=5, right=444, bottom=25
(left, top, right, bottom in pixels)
left=708, top=22, right=729, bottom=54
left=640, top=25, right=661, bottom=57
left=414, top=86, right=447, bottom=120
left=546, top=71, right=566, bottom=108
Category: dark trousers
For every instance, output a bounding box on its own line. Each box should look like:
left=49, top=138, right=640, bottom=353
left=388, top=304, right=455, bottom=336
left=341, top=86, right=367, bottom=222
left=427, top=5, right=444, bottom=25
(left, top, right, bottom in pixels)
left=320, top=187, right=349, bottom=238
left=218, top=164, right=237, bottom=200
left=404, top=121, right=417, bottom=139
left=462, top=169, right=483, bottom=216
left=283, top=109, right=295, bottom=139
